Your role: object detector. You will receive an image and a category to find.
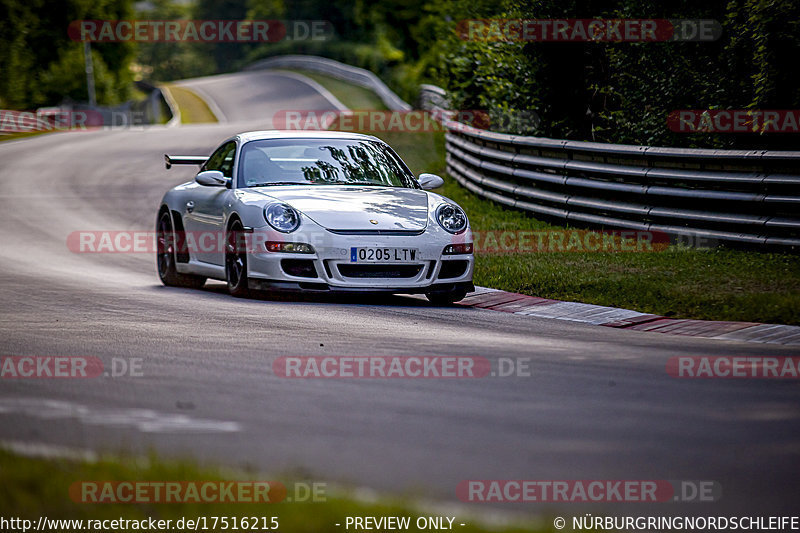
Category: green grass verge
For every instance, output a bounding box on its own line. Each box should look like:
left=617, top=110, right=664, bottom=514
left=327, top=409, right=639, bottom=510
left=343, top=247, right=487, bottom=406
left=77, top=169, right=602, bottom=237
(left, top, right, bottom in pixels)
left=0, top=449, right=545, bottom=533
left=273, top=71, right=800, bottom=326
left=163, top=85, right=218, bottom=124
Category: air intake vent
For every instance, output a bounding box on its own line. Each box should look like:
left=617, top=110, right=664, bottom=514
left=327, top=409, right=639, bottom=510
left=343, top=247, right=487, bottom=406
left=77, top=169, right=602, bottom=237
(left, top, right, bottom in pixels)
left=438, top=260, right=469, bottom=279
left=281, top=259, right=318, bottom=278
left=338, top=264, right=423, bottom=279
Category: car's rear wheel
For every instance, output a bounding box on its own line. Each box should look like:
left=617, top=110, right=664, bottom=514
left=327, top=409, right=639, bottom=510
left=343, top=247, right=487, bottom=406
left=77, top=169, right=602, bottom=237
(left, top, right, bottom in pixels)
left=225, top=219, right=250, bottom=297
left=426, top=288, right=467, bottom=305
left=156, top=210, right=206, bottom=289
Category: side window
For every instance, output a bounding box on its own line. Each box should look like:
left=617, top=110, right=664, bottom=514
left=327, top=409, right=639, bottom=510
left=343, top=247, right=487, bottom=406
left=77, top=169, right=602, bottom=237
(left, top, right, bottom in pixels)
left=204, top=141, right=237, bottom=177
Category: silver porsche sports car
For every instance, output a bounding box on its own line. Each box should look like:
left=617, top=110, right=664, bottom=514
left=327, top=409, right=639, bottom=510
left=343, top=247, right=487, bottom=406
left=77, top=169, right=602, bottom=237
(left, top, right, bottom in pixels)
left=157, top=131, right=474, bottom=303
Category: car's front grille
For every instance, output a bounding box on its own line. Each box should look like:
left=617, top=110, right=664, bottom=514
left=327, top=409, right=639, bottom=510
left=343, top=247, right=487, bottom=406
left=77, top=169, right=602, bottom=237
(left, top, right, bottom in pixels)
left=337, top=264, right=423, bottom=279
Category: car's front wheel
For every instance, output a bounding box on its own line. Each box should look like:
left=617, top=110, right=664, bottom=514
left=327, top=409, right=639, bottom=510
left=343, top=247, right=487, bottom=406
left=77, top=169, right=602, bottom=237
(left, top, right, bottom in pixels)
left=425, top=288, right=467, bottom=305
left=156, top=210, right=206, bottom=289
left=225, top=219, right=250, bottom=297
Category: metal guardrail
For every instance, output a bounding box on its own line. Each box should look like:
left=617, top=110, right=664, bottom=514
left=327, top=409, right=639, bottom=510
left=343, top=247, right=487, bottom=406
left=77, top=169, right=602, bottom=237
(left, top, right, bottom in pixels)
left=246, top=55, right=412, bottom=112
left=21, top=86, right=173, bottom=132
left=418, top=84, right=448, bottom=112
left=420, top=86, right=800, bottom=249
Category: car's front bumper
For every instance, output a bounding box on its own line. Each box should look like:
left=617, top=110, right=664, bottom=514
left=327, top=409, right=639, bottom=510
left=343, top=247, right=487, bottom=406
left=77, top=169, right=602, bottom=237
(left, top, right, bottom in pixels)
left=244, top=228, right=474, bottom=294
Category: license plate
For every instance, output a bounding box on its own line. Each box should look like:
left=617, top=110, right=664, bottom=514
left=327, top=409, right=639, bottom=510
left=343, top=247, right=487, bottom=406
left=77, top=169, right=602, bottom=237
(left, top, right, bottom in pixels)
left=351, top=247, right=419, bottom=263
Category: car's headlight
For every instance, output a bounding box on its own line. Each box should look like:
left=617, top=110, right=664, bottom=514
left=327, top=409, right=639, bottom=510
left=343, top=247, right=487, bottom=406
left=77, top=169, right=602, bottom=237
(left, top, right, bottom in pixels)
left=435, top=203, right=467, bottom=234
left=264, top=203, right=301, bottom=233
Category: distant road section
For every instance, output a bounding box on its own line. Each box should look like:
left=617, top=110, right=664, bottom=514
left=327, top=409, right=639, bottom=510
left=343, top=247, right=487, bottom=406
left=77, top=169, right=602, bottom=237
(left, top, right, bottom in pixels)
left=176, top=70, right=346, bottom=124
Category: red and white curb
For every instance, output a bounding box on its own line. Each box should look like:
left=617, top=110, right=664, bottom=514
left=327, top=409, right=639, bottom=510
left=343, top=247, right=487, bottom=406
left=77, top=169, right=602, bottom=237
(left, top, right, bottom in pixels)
left=459, top=287, right=800, bottom=346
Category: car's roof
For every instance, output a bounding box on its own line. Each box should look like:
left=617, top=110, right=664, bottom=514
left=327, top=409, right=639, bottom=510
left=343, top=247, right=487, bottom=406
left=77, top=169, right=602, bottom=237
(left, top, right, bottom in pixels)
left=236, top=130, right=380, bottom=143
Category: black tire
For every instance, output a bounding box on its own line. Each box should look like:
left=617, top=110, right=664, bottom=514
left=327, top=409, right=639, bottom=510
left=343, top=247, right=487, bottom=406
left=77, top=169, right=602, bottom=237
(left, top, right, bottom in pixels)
left=156, top=210, right=206, bottom=289
left=425, top=288, right=467, bottom=305
left=225, top=219, right=250, bottom=297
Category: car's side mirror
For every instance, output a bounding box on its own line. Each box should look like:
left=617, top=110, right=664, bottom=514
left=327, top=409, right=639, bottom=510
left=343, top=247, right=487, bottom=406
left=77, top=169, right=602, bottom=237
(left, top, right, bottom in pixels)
left=195, top=170, right=230, bottom=187
left=418, top=173, right=444, bottom=190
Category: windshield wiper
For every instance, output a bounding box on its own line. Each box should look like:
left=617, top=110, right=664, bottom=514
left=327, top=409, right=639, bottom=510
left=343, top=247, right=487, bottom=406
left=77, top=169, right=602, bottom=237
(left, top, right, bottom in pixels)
left=248, top=181, right=308, bottom=187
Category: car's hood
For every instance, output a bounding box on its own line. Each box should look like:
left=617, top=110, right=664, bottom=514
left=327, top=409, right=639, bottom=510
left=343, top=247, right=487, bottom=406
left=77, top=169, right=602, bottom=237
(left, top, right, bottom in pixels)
left=251, top=186, right=429, bottom=231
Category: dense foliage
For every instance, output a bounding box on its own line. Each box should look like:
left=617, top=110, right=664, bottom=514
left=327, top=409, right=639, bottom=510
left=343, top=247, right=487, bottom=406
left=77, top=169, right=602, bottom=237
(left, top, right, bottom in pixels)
left=0, top=0, right=135, bottom=108
left=3, top=0, right=798, bottom=148
left=248, top=0, right=800, bottom=148
left=423, top=0, right=800, bottom=147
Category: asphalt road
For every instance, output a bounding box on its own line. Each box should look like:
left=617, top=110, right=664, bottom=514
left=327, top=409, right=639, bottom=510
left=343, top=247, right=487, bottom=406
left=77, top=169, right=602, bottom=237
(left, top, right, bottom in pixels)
left=1, top=70, right=798, bottom=518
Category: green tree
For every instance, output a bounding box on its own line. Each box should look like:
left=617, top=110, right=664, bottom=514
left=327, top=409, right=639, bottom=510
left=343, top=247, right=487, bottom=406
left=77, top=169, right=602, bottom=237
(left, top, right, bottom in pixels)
left=135, top=0, right=216, bottom=82
left=0, top=0, right=135, bottom=109
left=427, top=0, right=800, bottom=147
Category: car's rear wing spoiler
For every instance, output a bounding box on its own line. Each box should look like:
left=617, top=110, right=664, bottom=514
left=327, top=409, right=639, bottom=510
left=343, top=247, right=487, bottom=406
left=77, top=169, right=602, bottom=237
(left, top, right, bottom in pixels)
left=164, top=154, right=207, bottom=170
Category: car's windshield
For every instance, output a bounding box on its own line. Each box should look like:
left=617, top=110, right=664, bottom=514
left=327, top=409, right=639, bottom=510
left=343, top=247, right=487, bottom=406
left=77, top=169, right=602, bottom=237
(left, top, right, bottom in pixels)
left=238, top=138, right=418, bottom=189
